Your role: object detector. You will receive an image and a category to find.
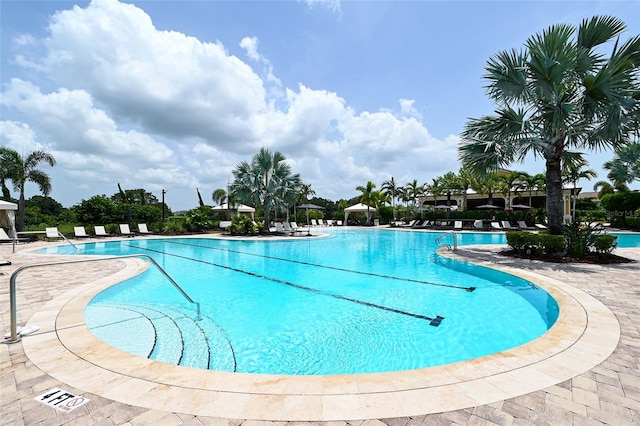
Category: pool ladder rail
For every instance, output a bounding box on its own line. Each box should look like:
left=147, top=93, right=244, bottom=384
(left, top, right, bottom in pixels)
left=5, top=254, right=200, bottom=344
left=436, top=231, right=458, bottom=251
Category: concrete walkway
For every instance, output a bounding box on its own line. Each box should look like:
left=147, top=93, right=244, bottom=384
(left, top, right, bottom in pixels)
left=1, top=238, right=639, bottom=425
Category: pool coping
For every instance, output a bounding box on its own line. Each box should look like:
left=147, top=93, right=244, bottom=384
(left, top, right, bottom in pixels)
left=19, top=236, right=620, bottom=421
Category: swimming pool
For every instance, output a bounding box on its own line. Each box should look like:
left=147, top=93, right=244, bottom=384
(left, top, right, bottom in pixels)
left=44, top=228, right=561, bottom=375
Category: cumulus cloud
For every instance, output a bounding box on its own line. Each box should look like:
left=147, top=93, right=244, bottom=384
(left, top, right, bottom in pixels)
left=2, top=0, right=461, bottom=209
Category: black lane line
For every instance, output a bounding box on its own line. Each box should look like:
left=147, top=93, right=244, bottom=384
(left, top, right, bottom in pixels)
left=124, top=244, right=444, bottom=326
left=163, top=240, right=476, bottom=292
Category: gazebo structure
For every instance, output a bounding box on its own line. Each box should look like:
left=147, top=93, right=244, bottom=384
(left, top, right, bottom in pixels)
left=0, top=200, right=19, bottom=252
left=344, top=203, right=376, bottom=225
left=211, top=203, right=255, bottom=220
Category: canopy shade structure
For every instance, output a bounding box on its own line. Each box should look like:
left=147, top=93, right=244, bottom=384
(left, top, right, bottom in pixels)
left=211, top=203, right=255, bottom=219
left=510, top=204, right=533, bottom=209
left=344, top=203, right=376, bottom=225
left=298, top=204, right=325, bottom=235
left=476, top=204, right=501, bottom=210
left=0, top=200, right=19, bottom=252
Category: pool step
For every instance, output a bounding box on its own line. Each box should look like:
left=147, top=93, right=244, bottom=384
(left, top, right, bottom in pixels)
left=87, top=302, right=235, bottom=371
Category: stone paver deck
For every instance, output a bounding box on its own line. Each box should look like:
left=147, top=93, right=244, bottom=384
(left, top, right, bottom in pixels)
left=1, top=234, right=639, bottom=425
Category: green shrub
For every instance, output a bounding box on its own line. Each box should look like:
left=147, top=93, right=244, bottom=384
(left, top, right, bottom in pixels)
left=592, top=234, right=618, bottom=254
left=162, top=219, right=186, bottom=234
left=539, top=234, right=566, bottom=256
left=624, top=217, right=640, bottom=230
left=506, top=231, right=531, bottom=254
left=105, top=223, right=119, bottom=234
left=563, top=222, right=597, bottom=257
left=229, top=215, right=258, bottom=235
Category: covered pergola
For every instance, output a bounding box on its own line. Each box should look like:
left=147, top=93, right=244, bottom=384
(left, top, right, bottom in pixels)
left=211, top=203, right=255, bottom=219
left=0, top=200, right=19, bottom=252
left=344, top=203, right=376, bottom=225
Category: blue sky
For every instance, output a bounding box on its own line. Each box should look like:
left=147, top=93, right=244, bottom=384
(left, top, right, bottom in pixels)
left=1, top=0, right=638, bottom=210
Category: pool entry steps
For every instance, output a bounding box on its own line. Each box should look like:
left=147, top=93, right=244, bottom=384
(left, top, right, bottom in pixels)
left=88, top=302, right=237, bottom=371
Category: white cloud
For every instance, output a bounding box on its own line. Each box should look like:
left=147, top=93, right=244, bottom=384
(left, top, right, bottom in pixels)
left=2, top=0, right=464, bottom=209
left=299, top=0, right=342, bottom=14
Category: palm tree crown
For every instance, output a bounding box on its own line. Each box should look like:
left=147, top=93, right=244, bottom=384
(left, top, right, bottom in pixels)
left=0, top=147, right=56, bottom=231
left=230, top=148, right=301, bottom=231
left=459, top=16, right=640, bottom=234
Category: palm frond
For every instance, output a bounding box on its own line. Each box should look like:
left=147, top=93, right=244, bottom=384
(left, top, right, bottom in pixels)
left=577, top=16, right=626, bottom=49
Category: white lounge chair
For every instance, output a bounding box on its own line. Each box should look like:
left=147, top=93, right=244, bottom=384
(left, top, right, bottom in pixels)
left=310, top=219, right=318, bottom=227
left=283, top=222, right=302, bottom=235
left=490, top=222, right=502, bottom=230
left=274, top=222, right=290, bottom=235
left=0, top=228, right=30, bottom=243
left=336, top=220, right=343, bottom=226
left=473, top=219, right=485, bottom=230
left=454, top=220, right=463, bottom=230
left=326, top=219, right=334, bottom=226
left=517, top=221, right=532, bottom=230
left=137, top=223, right=153, bottom=235
left=74, top=226, right=90, bottom=239
left=45, top=227, right=63, bottom=241
left=501, top=221, right=516, bottom=230
left=94, top=225, right=110, bottom=237
left=535, top=223, right=547, bottom=229
left=119, top=224, right=135, bottom=237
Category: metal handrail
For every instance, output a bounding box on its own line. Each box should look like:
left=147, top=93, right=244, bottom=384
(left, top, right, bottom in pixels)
left=57, top=231, right=78, bottom=250
left=435, top=231, right=457, bottom=251
left=6, top=254, right=200, bottom=344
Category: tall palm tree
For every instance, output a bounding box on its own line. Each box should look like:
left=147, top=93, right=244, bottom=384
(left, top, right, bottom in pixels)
left=212, top=188, right=227, bottom=206
left=381, top=177, right=401, bottom=221
left=404, top=179, right=423, bottom=210
left=593, top=180, right=629, bottom=199
left=517, top=172, right=546, bottom=207
left=496, top=170, right=526, bottom=211
left=0, top=147, right=56, bottom=232
left=457, top=167, right=474, bottom=211
left=231, top=148, right=301, bottom=232
left=355, top=181, right=376, bottom=225
left=437, top=172, right=461, bottom=218
left=471, top=173, right=502, bottom=207
left=562, top=157, right=597, bottom=220
left=296, top=182, right=316, bottom=221
left=459, top=16, right=640, bottom=234
left=603, top=143, right=640, bottom=187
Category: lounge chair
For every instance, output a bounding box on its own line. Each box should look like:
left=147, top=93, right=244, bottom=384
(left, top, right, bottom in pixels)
left=473, top=220, right=485, bottom=230
left=517, top=221, right=533, bottom=230
left=137, top=223, right=153, bottom=235
left=119, top=224, right=135, bottom=237
left=454, top=220, right=463, bottom=230
left=274, top=222, right=290, bottom=235
left=74, top=226, right=91, bottom=239
left=535, top=223, right=547, bottom=229
left=94, top=225, right=110, bottom=237
left=326, top=219, right=334, bottom=226
left=0, top=228, right=30, bottom=243
left=45, top=227, right=63, bottom=241
left=310, top=219, right=318, bottom=227
left=283, top=222, right=302, bottom=235
left=490, top=222, right=502, bottom=230
left=501, top=221, right=516, bottom=230
left=336, top=220, right=343, bottom=226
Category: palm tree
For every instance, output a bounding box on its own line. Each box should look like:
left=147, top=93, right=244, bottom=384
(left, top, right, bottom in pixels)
left=562, top=156, right=597, bottom=220
left=381, top=177, right=401, bottom=221
left=471, top=173, right=502, bottom=207
left=593, top=180, right=629, bottom=199
left=0, top=147, right=56, bottom=232
left=496, top=170, right=526, bottom=211
left=603, top=143, right=640, bottom=187
left=517, top=172, right=546, bottom=207
left=355, top=181, right=376, bottom=225
left=457, top=167, right=474, bottom=211
left=404, top=179, right=423, bottom=210
left=437, top=172, right=461, bottom=218
left=230, top=148, right=301, bottom=232
left=459, top=16, right=640, bottom=234
left=296, top=182, right=316, bottom=222
left=212, top=188, right=227, bottom=206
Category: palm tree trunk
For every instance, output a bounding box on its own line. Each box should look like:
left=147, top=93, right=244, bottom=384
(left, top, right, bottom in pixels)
left=546, top=156, right=564, bottom=235
left=18, top=185, right=25, bottom=232
left=263, top=200, right=270, bottom=232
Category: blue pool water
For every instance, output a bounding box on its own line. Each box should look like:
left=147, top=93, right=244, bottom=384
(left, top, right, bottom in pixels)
left=43, top=228, right=565, bottom=375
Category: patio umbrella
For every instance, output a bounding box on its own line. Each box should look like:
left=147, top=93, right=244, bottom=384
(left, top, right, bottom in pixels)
left=434, top=205, right=452, bottom=209
left=511, top=204, right=533, bottom=209
left=476, top=204, right=501, bottom=209
left=297, top=203, right=325, bottom=235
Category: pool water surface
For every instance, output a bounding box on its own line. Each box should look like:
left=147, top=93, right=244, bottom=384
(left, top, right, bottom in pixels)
left=46, top=228, right=560, bottom=375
